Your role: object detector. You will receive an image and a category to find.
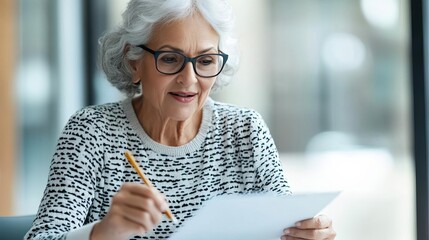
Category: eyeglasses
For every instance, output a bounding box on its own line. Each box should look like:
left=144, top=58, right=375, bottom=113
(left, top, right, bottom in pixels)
left=137, top=45, right=228, bottom=78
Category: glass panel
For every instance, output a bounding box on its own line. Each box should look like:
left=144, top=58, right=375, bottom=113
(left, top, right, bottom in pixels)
left=16, top=0, right=58, bottom=214
left=16, top=0, right=85, bottom=214
left=267, top=0, right=413, bottom=239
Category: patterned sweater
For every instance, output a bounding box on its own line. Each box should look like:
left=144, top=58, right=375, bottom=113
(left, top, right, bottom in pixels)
left=25, top=98, right=291, bottom=240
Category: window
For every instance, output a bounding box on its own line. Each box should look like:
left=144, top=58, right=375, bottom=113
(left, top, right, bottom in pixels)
left=16, top=0, right=85, bottom=214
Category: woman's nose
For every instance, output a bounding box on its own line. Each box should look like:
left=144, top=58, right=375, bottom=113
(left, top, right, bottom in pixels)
left=177, top=62, right=198, bottom=86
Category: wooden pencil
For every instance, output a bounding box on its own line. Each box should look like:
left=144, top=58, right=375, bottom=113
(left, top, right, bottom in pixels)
left=124, top=150, right=178, bottom=224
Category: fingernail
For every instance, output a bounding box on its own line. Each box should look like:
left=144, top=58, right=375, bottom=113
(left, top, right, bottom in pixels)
left=295, top=222, right=301, bottom=227
left=161, top=203, right=168, bottom=211
left=283, top=229, right=290, bottom=234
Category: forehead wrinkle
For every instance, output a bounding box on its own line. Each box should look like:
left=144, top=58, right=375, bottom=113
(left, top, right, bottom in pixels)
left=147, top=13, right=219, bottom=56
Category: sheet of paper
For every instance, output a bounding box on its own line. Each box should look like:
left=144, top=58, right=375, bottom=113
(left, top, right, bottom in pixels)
left=169, top=191, right=339, bottom=240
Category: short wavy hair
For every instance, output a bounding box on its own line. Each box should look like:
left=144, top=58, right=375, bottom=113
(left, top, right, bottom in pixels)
left=98, top=0, right=239, bottom=97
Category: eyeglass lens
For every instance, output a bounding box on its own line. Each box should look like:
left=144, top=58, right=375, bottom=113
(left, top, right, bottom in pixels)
left=157, top=52, right=224, bottom=77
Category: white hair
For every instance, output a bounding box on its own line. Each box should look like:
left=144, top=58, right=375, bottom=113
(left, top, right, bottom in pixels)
left=98, top=0, right=239, bottom=97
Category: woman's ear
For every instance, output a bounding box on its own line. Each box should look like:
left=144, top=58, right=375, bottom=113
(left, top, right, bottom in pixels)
left=125, top=44, right=142, bottom=84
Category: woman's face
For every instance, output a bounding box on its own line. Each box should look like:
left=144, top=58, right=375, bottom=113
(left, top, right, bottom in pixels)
left=132, top=13, right=220, bottom=122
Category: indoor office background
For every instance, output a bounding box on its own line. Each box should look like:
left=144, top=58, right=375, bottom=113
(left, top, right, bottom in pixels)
left=1, top=0, right=414, bottom=239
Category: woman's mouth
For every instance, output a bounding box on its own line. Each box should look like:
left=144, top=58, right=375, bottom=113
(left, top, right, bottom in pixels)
left=169, top=92, right=197, bottom=103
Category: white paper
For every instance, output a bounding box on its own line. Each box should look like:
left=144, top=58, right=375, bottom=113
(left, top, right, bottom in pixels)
left=169, top=191, right=339, bottom=240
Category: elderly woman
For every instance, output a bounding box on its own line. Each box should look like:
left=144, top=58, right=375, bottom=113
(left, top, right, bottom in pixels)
left=25, top=0, right=336, bottom=240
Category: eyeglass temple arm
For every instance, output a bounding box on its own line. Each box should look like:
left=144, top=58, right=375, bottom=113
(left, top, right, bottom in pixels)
left=137, top=45, right=155, bottom=54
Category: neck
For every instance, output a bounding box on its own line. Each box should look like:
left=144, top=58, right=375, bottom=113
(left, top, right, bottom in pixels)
left=132, top=97, right=202, bottom=146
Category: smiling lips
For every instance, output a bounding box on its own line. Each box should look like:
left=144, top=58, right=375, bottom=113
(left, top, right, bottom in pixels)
left=169, top=91, right=197, bottom=103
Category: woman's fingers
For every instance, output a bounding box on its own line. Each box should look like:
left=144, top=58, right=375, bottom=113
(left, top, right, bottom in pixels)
left=282, top=215, right=336, bottom=240
left=282, top=227, right=336, bottom=240
left=112, top=183, right=169, bottom=225
left=111, top=200, right=163, bottom=228
left=120, top=182, right=168, bottom=212
left=295, top=215, right=332, bottom=229
left=91, top=183, right=169, bottom=240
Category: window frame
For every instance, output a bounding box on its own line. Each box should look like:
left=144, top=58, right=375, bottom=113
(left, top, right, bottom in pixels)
left=411, top=0, right=429, bottom=239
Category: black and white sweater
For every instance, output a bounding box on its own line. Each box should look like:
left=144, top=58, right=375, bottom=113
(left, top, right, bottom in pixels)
left=25, top=98, right=291, bottom=240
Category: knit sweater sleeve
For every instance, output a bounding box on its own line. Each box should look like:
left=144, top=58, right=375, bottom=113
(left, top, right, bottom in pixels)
left=24, top=108, right=104, bottom=240
left=248, top=111, right=292, bottom=195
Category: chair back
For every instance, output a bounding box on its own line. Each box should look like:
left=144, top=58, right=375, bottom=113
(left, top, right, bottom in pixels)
left=0, top=214, right=35, bottom=240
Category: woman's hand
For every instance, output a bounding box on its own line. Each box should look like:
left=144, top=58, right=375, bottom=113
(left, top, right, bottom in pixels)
left=90, top=182, right=168, bottom=240
left=281, top=215, right=336, bottom=240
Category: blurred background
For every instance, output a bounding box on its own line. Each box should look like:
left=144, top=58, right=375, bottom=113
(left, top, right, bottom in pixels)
left=0, top=0, right=413, bottom=239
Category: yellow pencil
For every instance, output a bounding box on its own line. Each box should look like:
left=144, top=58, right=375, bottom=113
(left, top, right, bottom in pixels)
left=124, top=150, right=178, bottom=224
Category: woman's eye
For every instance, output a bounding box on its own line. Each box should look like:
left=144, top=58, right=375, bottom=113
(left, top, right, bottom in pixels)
left=160, top=54, right=178, bottom=63
left=198, top=57, right=215, bottom=66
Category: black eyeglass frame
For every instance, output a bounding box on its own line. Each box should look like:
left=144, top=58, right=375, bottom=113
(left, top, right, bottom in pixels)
left=137, top=44, right=229, bottom=78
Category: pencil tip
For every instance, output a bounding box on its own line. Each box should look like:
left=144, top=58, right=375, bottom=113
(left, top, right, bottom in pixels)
left=171, top=217, right=179, bottom=225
